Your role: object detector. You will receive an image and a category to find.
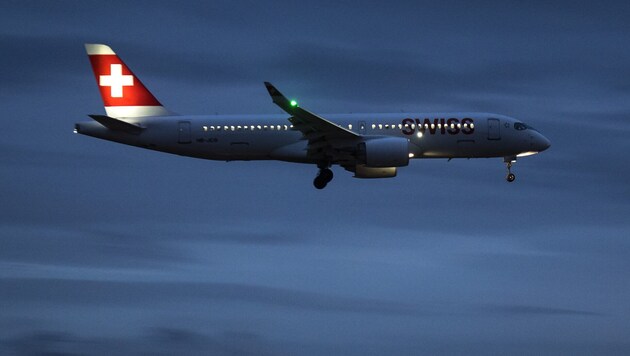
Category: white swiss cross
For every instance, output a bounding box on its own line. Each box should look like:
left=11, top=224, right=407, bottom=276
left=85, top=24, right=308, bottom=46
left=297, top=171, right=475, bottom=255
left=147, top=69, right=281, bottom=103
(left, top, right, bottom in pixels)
left=99, top=64, right=133, bottom=98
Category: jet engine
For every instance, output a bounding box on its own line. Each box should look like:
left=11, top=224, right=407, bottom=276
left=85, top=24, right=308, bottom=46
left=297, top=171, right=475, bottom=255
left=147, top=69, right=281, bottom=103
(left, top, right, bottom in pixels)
left=358, top=137, right=410, bottom=168
left=354, top=165, right=397, bottom=178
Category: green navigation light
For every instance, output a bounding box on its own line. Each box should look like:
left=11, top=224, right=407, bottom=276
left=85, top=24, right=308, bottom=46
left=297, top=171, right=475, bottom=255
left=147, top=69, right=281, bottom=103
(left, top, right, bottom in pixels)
left=290, top=100, right=298, bottom=107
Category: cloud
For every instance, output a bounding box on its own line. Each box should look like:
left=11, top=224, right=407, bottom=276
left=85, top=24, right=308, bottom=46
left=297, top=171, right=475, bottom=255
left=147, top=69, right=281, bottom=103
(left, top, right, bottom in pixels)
left=0, top=225, right=186, bottom=268
left=0, top=34, right=86, bottom=90
left=2, top=327, right=282, bottom=356
left=478, top=304, right=602, bottom=316
left=0, top=277, right=426, bottom=317
left=0, top=143, right=118, bottom=169
left=262, top=35, right=630, bottom=113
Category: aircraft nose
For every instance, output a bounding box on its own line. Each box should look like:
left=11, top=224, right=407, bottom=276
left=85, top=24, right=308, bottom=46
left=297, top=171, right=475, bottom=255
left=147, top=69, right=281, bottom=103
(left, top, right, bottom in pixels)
left=533, top=132, right=551, bottom=152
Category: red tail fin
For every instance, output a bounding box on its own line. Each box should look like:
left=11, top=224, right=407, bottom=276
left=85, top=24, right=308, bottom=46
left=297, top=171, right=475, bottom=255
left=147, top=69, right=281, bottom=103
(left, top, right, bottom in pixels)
left=85, top=44, right=173, bottom=118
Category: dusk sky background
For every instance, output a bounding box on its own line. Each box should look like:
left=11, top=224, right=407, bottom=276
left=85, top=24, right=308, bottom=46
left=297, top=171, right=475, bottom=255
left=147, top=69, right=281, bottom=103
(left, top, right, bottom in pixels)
left=1, top=1, right=629, bottom=354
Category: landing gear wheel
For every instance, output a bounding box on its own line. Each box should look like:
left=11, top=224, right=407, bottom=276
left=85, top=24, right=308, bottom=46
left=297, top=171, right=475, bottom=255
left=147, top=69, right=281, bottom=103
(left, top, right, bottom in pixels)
left=313, top=176, right=328, bottom=189
left=504, top=158, right=516, bottom=183
left=313, top=167, right=333, bottom=189
left=319, top=168, right=333, bottom=182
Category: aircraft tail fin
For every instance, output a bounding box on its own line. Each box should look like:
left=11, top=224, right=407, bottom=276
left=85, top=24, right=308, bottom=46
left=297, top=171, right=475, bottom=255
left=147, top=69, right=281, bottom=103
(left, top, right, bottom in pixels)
left=85, top=44, right=175, bottom=118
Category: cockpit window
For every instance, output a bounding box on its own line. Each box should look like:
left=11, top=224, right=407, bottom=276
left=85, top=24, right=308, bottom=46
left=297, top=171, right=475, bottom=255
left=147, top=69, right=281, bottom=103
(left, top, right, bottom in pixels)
left=514, top=122, right=527, bottom=130
left=514, top=122, right=539, bottom=132
left=525, top=124, right=538, bottom=132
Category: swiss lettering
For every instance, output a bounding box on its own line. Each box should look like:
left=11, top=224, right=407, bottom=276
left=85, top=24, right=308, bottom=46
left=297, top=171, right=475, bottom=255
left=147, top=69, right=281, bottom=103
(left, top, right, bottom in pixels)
left=402, top=118, right=475, bottom=136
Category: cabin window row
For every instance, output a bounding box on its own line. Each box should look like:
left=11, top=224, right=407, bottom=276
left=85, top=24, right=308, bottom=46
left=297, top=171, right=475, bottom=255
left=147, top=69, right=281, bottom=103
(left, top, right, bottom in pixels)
left=369, top=123, right=474, bottom=130
left=203, top=125, right=293, bottom=132
left=201, top=122, right=474, bottom=132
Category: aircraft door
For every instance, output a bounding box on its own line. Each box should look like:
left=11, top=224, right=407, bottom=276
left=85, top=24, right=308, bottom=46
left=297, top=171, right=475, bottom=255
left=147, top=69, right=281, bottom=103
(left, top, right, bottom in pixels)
left=487, top=118, right=500, bottom=140
left=178, top=121, right=191, bottom=144
left=358, top=121, right=366, bottom=134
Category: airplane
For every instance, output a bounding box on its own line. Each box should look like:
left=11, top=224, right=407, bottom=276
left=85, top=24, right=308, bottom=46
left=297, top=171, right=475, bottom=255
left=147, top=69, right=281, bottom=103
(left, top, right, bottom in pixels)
left=75, top=44, right=551, bottom=189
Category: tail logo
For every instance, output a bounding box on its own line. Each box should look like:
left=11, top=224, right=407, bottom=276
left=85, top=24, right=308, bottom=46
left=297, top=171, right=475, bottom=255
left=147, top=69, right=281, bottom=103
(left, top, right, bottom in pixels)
left=85, top=43, right=172, bottom=117
left=99, top=64, right=133, bottom=98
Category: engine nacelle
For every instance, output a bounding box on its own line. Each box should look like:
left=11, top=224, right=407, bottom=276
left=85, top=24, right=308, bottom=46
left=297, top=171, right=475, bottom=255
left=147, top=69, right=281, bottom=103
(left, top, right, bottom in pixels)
left=354, top=165, right=397, bottom=178
left=359, top=137, right=410, bottom=167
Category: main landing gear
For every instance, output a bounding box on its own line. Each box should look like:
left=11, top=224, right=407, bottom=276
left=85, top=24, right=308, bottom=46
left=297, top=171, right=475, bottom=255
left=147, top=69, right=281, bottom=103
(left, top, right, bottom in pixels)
left=313, top=167, right=333, bottom=189
left=504, top=157, right=516, bottom=182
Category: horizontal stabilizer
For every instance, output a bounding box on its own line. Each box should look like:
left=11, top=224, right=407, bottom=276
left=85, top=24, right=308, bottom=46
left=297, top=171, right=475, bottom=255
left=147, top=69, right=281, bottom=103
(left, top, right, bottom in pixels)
left=88, top=114, right=143, bottom=134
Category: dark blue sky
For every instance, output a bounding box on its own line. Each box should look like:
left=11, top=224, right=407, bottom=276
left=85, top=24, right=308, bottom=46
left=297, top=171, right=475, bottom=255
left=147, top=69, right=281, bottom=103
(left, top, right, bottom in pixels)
left=1, top=1, right=629, bottom=354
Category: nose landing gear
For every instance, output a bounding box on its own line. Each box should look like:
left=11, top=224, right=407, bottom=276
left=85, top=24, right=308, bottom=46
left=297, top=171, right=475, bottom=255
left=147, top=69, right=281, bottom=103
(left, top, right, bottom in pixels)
left=313, top=168, right=333, bottom=189
left=504, top=157, right=516, bottom=182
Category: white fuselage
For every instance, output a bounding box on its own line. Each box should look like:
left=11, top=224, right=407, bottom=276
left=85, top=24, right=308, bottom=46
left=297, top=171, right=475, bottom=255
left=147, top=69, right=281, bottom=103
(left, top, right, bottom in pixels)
left=76, top=112, right=549, bottom=164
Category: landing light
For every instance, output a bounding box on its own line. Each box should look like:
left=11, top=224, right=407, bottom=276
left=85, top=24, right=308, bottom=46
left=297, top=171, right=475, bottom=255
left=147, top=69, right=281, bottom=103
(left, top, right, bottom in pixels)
left=517, top=151, right=539, bottom=157
left=416, top=132, right=423, bottom=138
left=290, top=100, right=298, bottom=107
left=408, top=153, right=415, bottom=158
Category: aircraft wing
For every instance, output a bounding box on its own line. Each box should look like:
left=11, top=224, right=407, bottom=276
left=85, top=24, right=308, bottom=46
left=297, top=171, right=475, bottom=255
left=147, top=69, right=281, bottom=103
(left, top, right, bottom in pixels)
left=264, top=82, right=361, bottom=164
left=264, top=82, right=360, bottom=140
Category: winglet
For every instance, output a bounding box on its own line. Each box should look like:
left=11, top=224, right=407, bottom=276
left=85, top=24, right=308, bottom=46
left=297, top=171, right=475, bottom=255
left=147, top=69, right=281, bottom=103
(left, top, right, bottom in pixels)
left=263, top=82, right=360, bottom=138
left=264, top=82, right=297, bottom=113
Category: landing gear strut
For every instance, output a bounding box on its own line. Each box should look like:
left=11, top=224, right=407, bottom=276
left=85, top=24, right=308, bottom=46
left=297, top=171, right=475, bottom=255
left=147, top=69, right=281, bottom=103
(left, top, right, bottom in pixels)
left=504, top=157, right=516, bottom=182
left=313, top=168, right=333, bottom=189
